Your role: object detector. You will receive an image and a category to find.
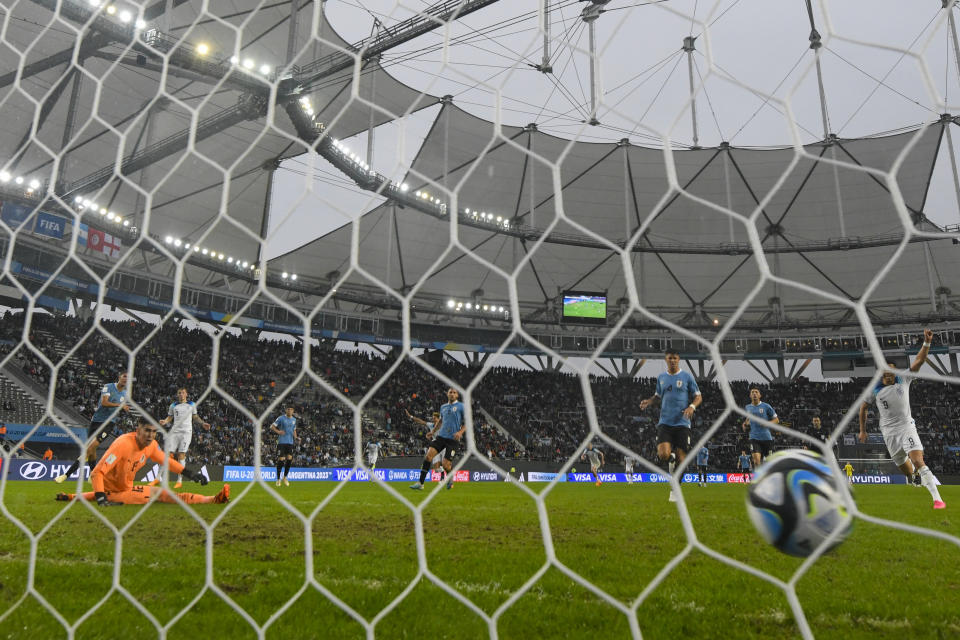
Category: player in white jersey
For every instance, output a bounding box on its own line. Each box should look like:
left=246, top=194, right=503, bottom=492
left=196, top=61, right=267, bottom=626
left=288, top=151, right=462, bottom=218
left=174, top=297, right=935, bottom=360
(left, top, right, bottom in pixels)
left=624, top=455, right=636, bottom=484
left=366, top=441, right=382, bottom=469
left=580, top=444, right=605, bottom=486
left=157, top=388, right=211, bottom=488
left=858, top=329, right=944, bottom=509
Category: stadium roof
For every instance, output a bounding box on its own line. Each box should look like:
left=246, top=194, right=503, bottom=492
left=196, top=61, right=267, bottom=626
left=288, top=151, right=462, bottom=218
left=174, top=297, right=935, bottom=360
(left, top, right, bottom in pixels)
left=270, top=103, right=960, bottom=326
left=0, top=0, right=436, bottom=270
left=1, top=1, right=958, bottom=334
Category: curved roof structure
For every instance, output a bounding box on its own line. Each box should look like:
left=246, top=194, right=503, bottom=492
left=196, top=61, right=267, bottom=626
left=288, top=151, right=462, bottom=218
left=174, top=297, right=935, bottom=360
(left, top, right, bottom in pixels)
left=0, top=0, right=437, bottom=267
left=272, top=104, right=959, bottom=327
left=0, top=0, right=957, bottom=339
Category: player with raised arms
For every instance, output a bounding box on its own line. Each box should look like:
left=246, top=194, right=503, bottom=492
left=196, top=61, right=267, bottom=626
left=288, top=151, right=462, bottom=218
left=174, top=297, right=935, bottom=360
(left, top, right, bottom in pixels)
left=742, top=387, right=778, bottom=469
left=639, top=348, right=702, bottom=502
left=580, top=443, right=605, bottom=486
left=156, top=387, right=211, bottom=488
left=270, top=406, right=300, bottom=487
left=859, top=329, right=945, bottom=509
left=409, top=388, right=465, bottom=491
left=56, top=371, right=130, bottom=484
left=56, top=417, right=228, bottom=505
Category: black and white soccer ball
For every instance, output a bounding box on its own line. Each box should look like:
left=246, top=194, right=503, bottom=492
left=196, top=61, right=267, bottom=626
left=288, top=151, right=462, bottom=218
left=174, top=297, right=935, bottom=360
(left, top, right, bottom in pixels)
left=745, top=449, right=853, bottom=557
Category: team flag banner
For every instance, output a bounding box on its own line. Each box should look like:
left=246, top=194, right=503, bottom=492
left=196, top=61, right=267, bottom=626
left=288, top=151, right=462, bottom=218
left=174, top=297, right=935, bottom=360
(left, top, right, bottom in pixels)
left=77, top=222, right=122, bottom=258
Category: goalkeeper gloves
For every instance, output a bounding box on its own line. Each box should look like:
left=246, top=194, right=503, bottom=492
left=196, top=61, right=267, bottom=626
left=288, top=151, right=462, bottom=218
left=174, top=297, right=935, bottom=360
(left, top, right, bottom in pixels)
left=183, top=467, right=208, bottom=485
left=95, top=492, right=122, bottom=507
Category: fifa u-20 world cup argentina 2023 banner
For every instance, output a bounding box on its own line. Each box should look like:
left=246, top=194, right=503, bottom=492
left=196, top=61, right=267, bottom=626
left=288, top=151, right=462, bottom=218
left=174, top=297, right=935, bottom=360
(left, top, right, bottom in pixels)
left=1, top=462, right=908, bottom=485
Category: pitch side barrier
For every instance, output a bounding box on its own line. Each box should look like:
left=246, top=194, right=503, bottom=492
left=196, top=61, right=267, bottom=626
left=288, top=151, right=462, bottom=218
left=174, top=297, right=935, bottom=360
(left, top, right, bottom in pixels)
left=0, top=423, right=88, bottom=444
left=0, top=461, right=929, bottom=485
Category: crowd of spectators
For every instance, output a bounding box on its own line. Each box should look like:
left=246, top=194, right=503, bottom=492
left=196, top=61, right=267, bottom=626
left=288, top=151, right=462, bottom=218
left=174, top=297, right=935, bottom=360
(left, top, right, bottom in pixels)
left=0, top=310, right=957, bottom=474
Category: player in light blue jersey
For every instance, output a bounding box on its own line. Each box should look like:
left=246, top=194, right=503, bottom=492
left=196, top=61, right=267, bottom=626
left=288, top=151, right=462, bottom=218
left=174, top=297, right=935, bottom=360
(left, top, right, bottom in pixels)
left=696, top=445, right=709, bottom=487
left=738, top=450, right=752, bottom=482
left=270, top=406, right=300, bottom=487
left=56, top=372, right=129, bottom=484
left=742, top=388, right=778, bottom=469
left=639, top=349, right=702, bottom=501
left=410, top=388, right=465, bottom=491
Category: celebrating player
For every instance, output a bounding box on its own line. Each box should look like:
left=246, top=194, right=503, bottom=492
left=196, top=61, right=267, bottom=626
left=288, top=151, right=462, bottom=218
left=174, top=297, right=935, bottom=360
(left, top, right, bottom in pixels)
left=270, top=406, right=300, bottom=487
left=580, top=443, right=605, bottom=486
left=858, top=329, right=945, bottom=509
left=366, top=441, right=383, bottom=470
left=639, top=348, right=702, bottom=502
left=696, top=444, right=709, bottom=487
left=409, top=388, right=465, bottom=491
left=742, top=387, right=778, bottom=468
left=56, top=417, right=228, bottom=505
left=156, top=388, right=211, bottom=488
left=56, top=372, right=130, bottom=484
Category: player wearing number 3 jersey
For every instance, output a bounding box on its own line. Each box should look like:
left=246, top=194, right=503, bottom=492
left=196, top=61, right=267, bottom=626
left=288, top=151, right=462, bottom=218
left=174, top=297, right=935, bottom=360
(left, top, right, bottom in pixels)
left=859, top=329, right=944, bottom=509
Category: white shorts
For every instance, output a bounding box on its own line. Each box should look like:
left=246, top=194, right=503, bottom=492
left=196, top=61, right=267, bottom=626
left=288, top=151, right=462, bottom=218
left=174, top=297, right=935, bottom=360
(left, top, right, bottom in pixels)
left=625, top=464, right=634, bottom=472
left=166, top=430, right=192, bottom=454
left=367, top=454, right=379, bottom=466
left=881, top=421, right=923, bottom=466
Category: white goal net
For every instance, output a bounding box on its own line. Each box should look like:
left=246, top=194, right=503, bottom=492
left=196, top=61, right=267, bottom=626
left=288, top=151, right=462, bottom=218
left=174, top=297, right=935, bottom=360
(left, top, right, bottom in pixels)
left=0, top=1, right=959, bottom=638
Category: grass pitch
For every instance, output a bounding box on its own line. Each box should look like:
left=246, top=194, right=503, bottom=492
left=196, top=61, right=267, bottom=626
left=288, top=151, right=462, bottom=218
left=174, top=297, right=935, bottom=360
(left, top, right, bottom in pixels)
left=0, top=480, right=957, bottom=639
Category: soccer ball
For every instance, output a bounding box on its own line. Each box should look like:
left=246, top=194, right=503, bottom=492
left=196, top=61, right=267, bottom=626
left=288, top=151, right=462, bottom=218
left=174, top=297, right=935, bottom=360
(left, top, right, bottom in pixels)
left=745, top=449, right=853, bottom=557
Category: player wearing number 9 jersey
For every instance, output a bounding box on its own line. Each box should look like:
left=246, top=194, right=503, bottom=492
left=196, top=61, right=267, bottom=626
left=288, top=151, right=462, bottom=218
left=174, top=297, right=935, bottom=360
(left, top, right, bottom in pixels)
left=859, top=328, right=944, bottom=509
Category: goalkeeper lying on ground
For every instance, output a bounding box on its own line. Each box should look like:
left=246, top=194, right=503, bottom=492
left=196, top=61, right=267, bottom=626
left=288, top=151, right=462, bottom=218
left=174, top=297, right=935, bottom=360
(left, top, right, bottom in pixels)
left=56, top=417, right=229, bottom=506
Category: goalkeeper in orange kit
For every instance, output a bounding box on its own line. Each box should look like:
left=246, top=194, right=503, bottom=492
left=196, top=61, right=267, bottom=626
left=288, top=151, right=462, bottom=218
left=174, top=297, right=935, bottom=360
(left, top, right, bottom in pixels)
left=56, top=418, right=229, bottom=506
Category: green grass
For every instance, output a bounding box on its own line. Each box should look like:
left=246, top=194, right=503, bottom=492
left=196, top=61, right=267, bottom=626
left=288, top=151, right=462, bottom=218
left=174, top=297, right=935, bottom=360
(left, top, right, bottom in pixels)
left=563, top=299, right=606, bottom=319
left=0, top=481, right=957, bottom=639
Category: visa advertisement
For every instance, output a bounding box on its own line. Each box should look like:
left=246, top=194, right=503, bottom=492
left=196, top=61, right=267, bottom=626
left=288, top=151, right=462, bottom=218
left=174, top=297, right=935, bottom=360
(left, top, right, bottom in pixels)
left=562, top=472, right=729, bottom=483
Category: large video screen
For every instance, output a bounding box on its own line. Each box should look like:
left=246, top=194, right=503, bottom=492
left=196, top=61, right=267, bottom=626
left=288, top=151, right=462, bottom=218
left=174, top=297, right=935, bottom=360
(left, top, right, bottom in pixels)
left=562, top=291, right=607, bottom=324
